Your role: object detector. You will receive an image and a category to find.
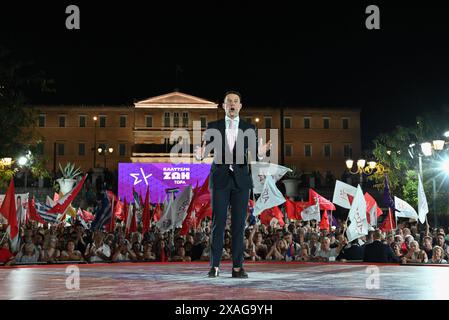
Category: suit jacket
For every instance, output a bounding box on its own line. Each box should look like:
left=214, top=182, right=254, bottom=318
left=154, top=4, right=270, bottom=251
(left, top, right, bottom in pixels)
left=203, top=118, right=260, bottom=190
left=363, top=240, right=399, bottom=263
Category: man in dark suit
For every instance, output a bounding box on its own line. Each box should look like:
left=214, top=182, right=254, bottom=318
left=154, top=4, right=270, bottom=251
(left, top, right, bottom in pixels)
left=195, top=91, right=271, bottom=278
left=363, top=229, right=399, bottom=263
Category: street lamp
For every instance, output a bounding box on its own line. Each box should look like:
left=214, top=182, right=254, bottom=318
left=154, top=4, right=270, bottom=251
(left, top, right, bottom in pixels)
left=0, top=157, right=12, bottom=168
left=441, top=159, right=449, bottom=174
left=345, top=158, right=385, bottom=185
left=409, top=137, right=448, bottom=227
left=98, top=146, right=113, bottom=169
left=93, top=116, right=98, bottom=168
left=17, top=154, right=30, bottom=188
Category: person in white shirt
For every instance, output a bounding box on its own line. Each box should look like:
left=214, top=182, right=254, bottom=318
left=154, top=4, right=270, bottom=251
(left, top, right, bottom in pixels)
left=85, top=231, right=111, bottom=263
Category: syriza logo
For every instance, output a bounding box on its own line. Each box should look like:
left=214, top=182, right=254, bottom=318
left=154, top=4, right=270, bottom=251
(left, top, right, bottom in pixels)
left=163, top=167, right=190, bottom=185
left=130, top=167, right=153, bottom=186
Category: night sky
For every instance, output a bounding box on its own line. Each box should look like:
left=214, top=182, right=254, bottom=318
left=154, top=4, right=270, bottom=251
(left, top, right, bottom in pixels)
left=1, top=1, right=448, bottom=148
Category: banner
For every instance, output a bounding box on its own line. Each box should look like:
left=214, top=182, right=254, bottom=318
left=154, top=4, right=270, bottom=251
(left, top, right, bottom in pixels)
left=250, top=162, right=291, bottom=194
left=253, top=175, right=286, bottom=216
left=332, top=180, right=357, bottom=209
left=118, top=163, right=210, bottom=203
left=346, top=185, right=369, bottom=242
left=0, top=193, right=29, bottom=225
left=394, top=196, right=419, bottom=220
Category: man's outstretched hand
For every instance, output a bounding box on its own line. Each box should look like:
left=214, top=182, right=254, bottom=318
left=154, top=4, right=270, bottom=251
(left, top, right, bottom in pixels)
left=194, top=141, right=206, bottom=160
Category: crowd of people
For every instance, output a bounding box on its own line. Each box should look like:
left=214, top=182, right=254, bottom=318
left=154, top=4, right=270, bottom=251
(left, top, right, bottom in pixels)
left=1, top=215, right=449, bottom=266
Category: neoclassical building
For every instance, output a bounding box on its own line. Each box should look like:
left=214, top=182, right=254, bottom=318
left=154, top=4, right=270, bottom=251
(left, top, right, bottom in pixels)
left=31, top=91, right=361, bottom=178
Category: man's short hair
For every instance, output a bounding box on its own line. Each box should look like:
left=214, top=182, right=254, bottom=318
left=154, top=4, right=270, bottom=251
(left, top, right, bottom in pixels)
left=224, top=90, right=242, bottom=101
left=373, top=229, right=382, bottom=240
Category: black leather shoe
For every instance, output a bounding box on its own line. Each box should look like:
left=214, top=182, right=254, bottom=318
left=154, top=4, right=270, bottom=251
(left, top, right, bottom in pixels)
left=232, top=268, right=248, bottom=278
left=208, top=267, right=219, bottom=278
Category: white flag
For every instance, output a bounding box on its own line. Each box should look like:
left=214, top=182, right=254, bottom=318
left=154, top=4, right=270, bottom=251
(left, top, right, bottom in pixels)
left=156, top=193, right=175, bottom=233
left=125, top=204, right=134, bottom=231
left=394, top=196, right=419, bottom=220
left=172, top=185, right=193, bottom=228
left=418, top=175, right=429, bottom=224
left=301, top=198, right=321, bottom=222
left=250, top=161, right=292, bottom=194
left=346, top=185, right=369, bottom=242
left=332, top=180, right=357, bottom=209
left=368, top=205, right=378, bottom=227
left=253, top=175, right=286, bottom=216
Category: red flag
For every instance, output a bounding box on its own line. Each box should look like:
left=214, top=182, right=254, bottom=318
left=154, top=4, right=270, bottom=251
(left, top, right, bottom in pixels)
left=380, top=208, right=396, bottom=232
left=0, top=179, right=18, bottom=239
left=294, top=201, right=309, bottom=220
left=248, top=199, right=254, bottom=211
left=285, top=197, right=298, bottom=220
left=123, top=198, right=129, bottom=224
left=28, top=197, right=45, bottom=224
left=114, top=200, right=124, bottom=221
left=309, top=189, right=336, bottom=211
left=260, top=206, right=285, bottom=227
left=108, top=196, right=116, bottom=233
left=196, top=201, right=212, bottom=223
left=194, top=174, right=211, bottom=209
left=319, top=210, right=330, bottom=231
left=180, top=182, right=199, bottom=236
left=364, top=192, right=383, bottom=224
left=79, top=209, right=94, bottom=222
left=153, top=202, right=162, bottom=222
left=106, top=190, right=118, bottom=203
left=142, top=186, right=151, bottom=234
left=47, top=174, right=87, bottom=214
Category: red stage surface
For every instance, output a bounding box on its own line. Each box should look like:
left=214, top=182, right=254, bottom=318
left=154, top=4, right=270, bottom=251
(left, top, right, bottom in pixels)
left=0, top=261, right=448, bottom=300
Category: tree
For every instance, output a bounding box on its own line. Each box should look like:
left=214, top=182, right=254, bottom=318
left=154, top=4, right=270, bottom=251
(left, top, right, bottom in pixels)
left=370, top=110, right=449, bottom=223
left=0, top=46, right=53, bottom=188
left=402, top=170, right=418, bottom=208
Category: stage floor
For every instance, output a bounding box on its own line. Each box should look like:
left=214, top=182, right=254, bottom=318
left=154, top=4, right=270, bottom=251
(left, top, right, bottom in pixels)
left=0, top=261, right=448, bottom=300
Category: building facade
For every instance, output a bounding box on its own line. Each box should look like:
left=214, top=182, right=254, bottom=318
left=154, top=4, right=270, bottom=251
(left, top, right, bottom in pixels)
left=31, top=91, right=361, bottom=179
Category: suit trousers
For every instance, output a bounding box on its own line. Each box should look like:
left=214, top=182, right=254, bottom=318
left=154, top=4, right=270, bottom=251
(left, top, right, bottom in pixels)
left=210, top=169, right=250, bottom=268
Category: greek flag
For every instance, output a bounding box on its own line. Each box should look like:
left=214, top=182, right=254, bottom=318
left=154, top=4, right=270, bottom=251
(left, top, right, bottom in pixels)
left=91, top=192, right=113, bottom=231
left=34, top=202, right=59, bottom=224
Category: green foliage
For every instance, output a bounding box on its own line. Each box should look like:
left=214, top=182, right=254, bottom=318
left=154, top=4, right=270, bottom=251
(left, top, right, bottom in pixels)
left=0, top=46, right=54, bottom=158
left=402, top=170, right=418, bottom=208
left=284, top=165, right=300, bottom=179
left=0, top=167, right=17, bottom=190
left=59, top=162, right=82, bottom=179
left=370, top=110, right=449, bottom=222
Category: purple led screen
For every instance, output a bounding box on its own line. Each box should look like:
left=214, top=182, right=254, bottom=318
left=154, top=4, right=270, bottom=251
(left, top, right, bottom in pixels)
left=118, top=163, right=211, bottom=203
